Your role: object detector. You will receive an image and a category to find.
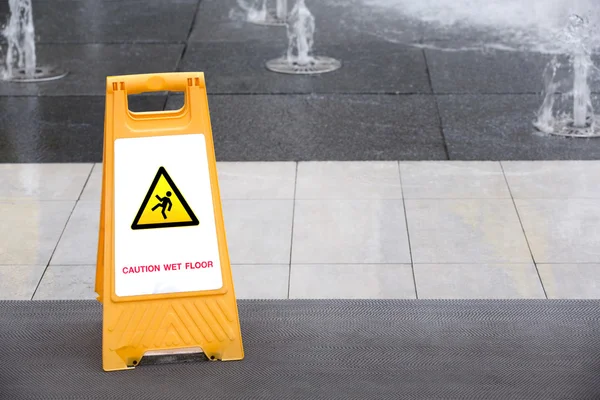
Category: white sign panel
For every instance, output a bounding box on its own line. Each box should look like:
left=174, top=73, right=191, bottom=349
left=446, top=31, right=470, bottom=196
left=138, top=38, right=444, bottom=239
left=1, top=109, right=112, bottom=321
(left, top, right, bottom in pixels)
left=113, top=133, right=223, bottom=297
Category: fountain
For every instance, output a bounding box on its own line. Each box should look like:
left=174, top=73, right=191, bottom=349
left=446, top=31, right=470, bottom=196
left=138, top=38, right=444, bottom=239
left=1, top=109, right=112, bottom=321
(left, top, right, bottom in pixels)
left=265, top=0, right=341, bottom=75
left=239, top=0, right=288, bottom=26
left=1, top=0, right=67, bottom=82
left=533, top=14, right=600, bottom=138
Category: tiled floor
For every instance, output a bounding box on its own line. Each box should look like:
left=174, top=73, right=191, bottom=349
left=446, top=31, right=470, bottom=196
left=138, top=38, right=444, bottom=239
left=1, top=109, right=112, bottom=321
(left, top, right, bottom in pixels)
left=1, top=160, right=599, bottom=301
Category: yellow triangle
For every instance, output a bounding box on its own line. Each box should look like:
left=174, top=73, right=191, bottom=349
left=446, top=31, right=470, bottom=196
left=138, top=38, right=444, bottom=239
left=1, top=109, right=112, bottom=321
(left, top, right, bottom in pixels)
left=131, top=167, right=199, bottom=230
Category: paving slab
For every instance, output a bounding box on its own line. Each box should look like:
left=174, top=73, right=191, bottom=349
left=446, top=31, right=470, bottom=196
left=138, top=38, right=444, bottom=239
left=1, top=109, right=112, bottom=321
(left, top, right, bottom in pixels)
left=405, top=199, right=532, bottom=264
left=414, top=263, right=545, bottom=299
left=399, top=161, right=511, bottom=199
left=538, top=264, right=600, bottom=299
left=292, top=199, right=411, bottom=264
left=231, top=264, right=290, bottom=299
left=425, top=46, right=553, bottom=94
left=437, top=94, right=600, bottom=160
left=289, top=264, right=416, bottom=299
left=167, top=94, right=446, bottom=161
left=0, top=163, right=93, bottom=201
left=0, top=44, right=183, bottom=96
left=0, top=96, right=164, bottom=163
left=0, top=0, right=198, bottom=44
left=516, top=199, right=600, bottom=264
left=0, top=200, right=75, bottom=266
left=32, top=265, right=96, bottom=300
left=180, top=41, right=431, bottom=94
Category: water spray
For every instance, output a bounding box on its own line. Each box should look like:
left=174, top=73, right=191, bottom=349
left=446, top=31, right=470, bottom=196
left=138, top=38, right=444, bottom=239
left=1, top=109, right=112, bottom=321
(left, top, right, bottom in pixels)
left=1, top=0, right=68, bottom=82
left=533, top=14, right=600, bottom=138
left=241, top=0, right=288, bottom=26
left=265, top=0, right=341, bottom=75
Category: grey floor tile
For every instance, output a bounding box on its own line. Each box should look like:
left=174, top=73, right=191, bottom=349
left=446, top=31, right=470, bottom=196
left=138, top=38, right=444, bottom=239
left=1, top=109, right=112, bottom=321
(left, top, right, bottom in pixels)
left=0, top=200, right=75, bottom=265
left=80, top=163, right=103, bottom=201
left=51, top=201, right=100, bottom=265
left=292, top=200, right=411, bottom=264
left=0, top=163, right=93, bottom=200
left=0, top=44, right=183, bottom=96
left=217, top=162, right=297, bottom=199
left=538, top=264, right=600, bottom=299
left=425, top=47, right=553, bottom=94
left=33, top=265, right=96, bottom=300
left=503, top=161, right=600, bottom=198
left=0, top=96, right=164, bottom=163
left=3, top=0, right=198, bottom=44
left=180, top=41, right=431, bottom=94
left=289, top=264, right=415, bottom=299
left=437, top=95, right=600, bottom=160
left=400, top=161, right=510, bottom=199
left=0, top=265, right=46, bottom=300
left=167, top=94, right=446, bottom=161
left=222, top=199, right=294, bottom=264
left=414, top=263, right=545, bottom=299
left=406, top=199, right=532, bottom=264
left=516, top=199, right=600, bottom=263
left=190, top=0, right=423, bottom=45
left=231, top=264, right=289, bottom=299
left=296, top=161, right=402, bottom=199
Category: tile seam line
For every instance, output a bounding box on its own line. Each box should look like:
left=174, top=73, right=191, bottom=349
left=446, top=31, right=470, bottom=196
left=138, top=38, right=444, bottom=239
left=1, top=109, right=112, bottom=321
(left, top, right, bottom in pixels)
left=398, top=161, right=418, bottom=299
left=76, top=164, right=96, bottom=201
left=29, top=201, right=78, bottom=300
left=287, top=162, right=299, bottom=299
left=499, top=162, right=548, bottom=299
left=422, top=50, right=450, bottom=160
left=162, top=0, right=203, bottom=110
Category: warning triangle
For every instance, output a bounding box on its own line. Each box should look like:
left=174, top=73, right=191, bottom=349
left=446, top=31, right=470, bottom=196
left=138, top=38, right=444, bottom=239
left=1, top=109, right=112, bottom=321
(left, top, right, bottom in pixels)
left=131, top=166, right=199, bottom=230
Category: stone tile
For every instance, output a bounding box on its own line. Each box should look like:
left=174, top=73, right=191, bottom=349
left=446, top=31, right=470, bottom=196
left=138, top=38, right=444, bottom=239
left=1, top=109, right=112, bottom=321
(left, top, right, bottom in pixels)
left=515, top=199, right=600, bottom=263
left=51, top=201, right=100, bottom=266
left=33, top=265, right=96, bottom=300
left=289, top=264, right=415, bottom=299
left=0, top=44, right=183, bottom=96
left=405, top=199, right=531, bottom=264
left=0, top=201, right=75, bottom=265
left=180, top=41, right=431, bottom=94
left=292, top=200, right=410, bottom=264
left=217, top=162, right=296, bottom=199
left=437, top=95, right=600, bottom=160
left=20, top=0, right=198, bottom=44
left=414, top=264, right=545, bottom=299
left=0, top=163, right=93, bottom=200
left=190, top=0, right=423, bottom=45
left=425, top=47, right=553, bottom=94
left=503, top=161, right=600, bottom=199
left=296, top=161, right=402, bottom=199
left=222, top=200, right=294, bottom=264
left=167, top=94, right=446, bottom=161
left=80, top=163, right=103, bottom=201
left=0, top=265, right=46, bottom=300
left=538, top=264, right=600, bottom=299
left=400, top=161, right=510, bottom=199
left=231, top=264, right=289, bottom=299
left=0, top=96, right=164, bottom=163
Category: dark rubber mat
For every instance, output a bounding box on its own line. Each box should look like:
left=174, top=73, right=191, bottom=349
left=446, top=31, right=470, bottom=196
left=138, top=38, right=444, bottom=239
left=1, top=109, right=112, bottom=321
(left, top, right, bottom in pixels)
left=2, top=299, right=600, bottom=399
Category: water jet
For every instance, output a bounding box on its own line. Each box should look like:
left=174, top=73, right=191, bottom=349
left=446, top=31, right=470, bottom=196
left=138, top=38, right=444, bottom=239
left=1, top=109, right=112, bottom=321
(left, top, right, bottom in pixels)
left=265, top=0, right=341, bottom=75
left=1, top=0, right=67, bottom=82
left=533, top=14, right=600, bottom=138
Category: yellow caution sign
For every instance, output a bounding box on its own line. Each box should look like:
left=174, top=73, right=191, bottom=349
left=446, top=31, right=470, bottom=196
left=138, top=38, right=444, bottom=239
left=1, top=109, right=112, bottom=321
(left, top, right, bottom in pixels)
left=95, top=72, right=244, bottom=372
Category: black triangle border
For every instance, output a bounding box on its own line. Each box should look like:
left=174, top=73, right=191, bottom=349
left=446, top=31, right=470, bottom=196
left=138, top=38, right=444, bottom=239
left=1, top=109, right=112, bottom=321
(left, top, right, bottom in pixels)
left=131, top=166, right=200, bottom=230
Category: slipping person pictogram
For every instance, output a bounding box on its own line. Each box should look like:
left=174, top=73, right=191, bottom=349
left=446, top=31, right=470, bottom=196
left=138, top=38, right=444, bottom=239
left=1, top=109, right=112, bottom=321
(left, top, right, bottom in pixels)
left=152, top=191, right=173, bottom=219
left=131, top=166, right=199, bottom=230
